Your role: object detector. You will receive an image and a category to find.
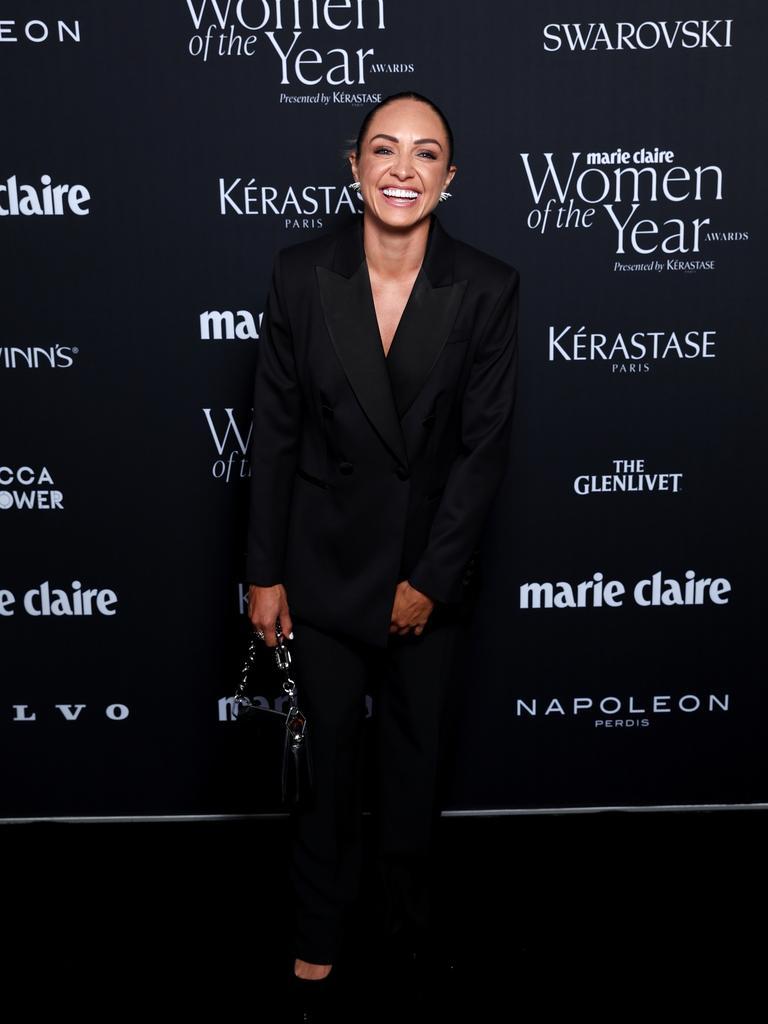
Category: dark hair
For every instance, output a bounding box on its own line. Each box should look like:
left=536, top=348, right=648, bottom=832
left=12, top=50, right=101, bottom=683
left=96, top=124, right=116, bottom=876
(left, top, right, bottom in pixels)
left=342, top=91, right=455, bottom=168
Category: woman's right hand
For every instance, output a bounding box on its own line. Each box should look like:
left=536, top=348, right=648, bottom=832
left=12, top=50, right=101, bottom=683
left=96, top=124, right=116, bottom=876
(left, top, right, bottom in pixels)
left=247, top=583, right=294, bottom=648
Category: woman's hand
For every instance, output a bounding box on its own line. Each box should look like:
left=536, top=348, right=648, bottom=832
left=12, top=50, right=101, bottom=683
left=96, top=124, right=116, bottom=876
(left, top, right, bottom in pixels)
left=247, top=583, right=294, bottom=648
left=389, top=580, right=434, bottom=636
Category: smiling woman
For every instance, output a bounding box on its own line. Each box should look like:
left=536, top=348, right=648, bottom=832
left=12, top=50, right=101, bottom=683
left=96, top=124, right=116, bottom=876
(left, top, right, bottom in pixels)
left=347, top=91, right=456, bottom=228
left=245, top=89, right=520, bottom=1003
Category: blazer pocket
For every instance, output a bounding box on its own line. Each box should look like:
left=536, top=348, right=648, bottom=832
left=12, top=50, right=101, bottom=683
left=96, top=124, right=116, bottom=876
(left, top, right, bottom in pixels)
left=296, top=466, right=329, bottom=490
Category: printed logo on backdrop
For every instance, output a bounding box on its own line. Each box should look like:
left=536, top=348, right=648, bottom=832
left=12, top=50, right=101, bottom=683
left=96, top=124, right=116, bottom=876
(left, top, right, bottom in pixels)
left=0, top=466, right=63, bottom=511
left=542, top=19, right=734, bottom=52
left=219, top=179, right=360, bottom=229
left=0, top=344, right=79, bottom=369
left=520, top=149, right=748, bottom=272
left=200, top=309, right=262, bottom=340
left=203, top=407, right=251, bottom=481
left=0, top=18, right=81, bottom=44
left=513, top=690, right=729, bottom=731
left=573, top=459, right=682, bottom=495
left=0, top=175, right=91, bottom=216
left=519, top=569, right=731, bottom=610
left=547, top=325, right=717, bottom=374
left=10, top=704, right=129, bottom=723
left=0, top=581, right=118, bottom=616
left=217, top=687, right=365, bottom=723
left=185, top=0, right=409, bottom=104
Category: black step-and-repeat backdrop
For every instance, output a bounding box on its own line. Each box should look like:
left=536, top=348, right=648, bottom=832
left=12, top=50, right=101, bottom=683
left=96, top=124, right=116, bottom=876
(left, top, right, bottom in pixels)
left=3, top=2, right=766, bottom=818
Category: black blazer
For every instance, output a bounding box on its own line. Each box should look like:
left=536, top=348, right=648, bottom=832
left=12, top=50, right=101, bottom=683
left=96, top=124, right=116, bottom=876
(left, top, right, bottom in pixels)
left=245, top=211, right=520, bottom=648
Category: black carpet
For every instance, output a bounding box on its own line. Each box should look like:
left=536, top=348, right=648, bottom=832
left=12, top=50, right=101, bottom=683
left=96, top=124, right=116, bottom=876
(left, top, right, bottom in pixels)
left=5, top=809, right=764, bottom=1015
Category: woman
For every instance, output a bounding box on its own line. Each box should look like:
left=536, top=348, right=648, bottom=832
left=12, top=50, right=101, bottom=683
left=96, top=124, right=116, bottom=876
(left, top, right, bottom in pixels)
left=246, top=91, right=520, bottom=1001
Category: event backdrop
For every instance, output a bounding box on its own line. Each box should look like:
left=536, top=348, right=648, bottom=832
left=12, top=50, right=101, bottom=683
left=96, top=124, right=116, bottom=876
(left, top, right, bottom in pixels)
left=3, top=1, right=766, bottom=818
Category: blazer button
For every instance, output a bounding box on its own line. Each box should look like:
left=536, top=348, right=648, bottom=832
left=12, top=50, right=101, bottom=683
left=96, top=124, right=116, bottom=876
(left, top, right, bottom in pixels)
left=394, top=464, right=410, bottom=480
left=339, top=461, right=354, bottom=475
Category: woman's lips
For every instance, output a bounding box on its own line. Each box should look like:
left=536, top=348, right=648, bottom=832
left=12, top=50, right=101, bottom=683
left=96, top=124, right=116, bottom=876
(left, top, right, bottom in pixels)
left=379, top=188, right=420, bottom=206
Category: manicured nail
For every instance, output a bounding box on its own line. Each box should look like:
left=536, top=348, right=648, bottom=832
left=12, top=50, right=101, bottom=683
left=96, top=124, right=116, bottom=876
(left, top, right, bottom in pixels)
left=289, top=631, right=294, bottom=639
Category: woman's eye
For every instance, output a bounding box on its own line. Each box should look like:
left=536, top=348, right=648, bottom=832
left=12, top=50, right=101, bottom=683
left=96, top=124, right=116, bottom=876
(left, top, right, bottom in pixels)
left=373, top=147, right=437, bottom=160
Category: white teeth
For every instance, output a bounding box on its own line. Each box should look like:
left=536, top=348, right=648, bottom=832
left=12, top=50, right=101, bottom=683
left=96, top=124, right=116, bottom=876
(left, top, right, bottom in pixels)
left=382, top=188, right=419, bottom=198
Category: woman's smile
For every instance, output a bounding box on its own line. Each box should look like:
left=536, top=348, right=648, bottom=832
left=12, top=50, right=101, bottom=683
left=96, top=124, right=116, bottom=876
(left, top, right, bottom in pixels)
left=379, top=186, right=421, bottom=206
left=347, top=94, right=456, bottom=225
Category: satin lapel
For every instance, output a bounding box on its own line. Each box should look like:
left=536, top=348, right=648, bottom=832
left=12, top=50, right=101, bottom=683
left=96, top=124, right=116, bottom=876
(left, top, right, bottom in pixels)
left=315, top=212, right=468, bottom=467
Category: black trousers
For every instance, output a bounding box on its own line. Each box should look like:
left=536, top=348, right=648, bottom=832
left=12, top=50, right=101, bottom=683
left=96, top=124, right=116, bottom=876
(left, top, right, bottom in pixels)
left=287, top=607, right=468, bottom=964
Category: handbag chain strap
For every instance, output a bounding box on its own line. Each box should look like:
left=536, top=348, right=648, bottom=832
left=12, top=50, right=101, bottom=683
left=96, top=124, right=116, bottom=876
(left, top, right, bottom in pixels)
left=233, top=619, right=308, bottom=750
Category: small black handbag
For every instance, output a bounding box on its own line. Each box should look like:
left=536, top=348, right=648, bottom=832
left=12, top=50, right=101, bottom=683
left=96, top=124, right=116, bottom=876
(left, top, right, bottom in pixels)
left=228, top=618, right=314, bottom=809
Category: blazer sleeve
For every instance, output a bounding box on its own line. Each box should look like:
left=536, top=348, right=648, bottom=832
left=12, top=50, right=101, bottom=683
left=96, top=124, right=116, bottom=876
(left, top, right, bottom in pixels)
left=407, top=267, right=520, bottom=604
left=245, top=249, right=302, bottom=587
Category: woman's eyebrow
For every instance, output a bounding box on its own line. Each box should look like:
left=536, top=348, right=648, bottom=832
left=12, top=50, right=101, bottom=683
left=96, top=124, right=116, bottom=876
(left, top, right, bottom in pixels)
left=370, top=133, right=443, bottom=149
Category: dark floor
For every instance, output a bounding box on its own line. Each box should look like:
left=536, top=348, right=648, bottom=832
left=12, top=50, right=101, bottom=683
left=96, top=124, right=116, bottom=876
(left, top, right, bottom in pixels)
left=5, top=809, right=765, bottom=1015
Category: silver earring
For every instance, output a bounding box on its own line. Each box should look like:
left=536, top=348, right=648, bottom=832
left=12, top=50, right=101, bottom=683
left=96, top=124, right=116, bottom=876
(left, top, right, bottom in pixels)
left=439, top=191, right=452, bottom=202
left=350, top=181, right=361, bottom=191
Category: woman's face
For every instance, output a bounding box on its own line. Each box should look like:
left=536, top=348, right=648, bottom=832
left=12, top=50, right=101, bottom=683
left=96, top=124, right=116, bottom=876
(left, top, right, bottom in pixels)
left=349, top=98, right=456, bottom=229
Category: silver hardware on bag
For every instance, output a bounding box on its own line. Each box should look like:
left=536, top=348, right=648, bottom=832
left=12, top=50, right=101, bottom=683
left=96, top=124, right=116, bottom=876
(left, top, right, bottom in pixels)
left=272, top=619, right=308, bottom=754
left=232, top=618, right=304, bottom=729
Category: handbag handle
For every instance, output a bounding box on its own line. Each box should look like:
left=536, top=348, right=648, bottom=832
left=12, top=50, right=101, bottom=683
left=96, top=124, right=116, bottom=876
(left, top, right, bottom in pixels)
left=231, top=620, right=309, bottom=753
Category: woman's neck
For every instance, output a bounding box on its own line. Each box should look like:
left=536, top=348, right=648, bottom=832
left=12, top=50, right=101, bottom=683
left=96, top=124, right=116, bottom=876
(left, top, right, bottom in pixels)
left=362, top=212, right=431, bottom=281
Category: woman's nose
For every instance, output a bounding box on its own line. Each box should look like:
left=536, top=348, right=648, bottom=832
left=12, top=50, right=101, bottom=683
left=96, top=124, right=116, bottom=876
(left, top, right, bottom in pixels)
left=391, top=154, right=414, bottom=177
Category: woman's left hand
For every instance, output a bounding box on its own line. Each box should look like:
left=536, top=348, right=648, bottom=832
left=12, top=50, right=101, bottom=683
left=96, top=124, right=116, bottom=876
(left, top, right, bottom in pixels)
left=389, top=580, right=435, bottom=636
